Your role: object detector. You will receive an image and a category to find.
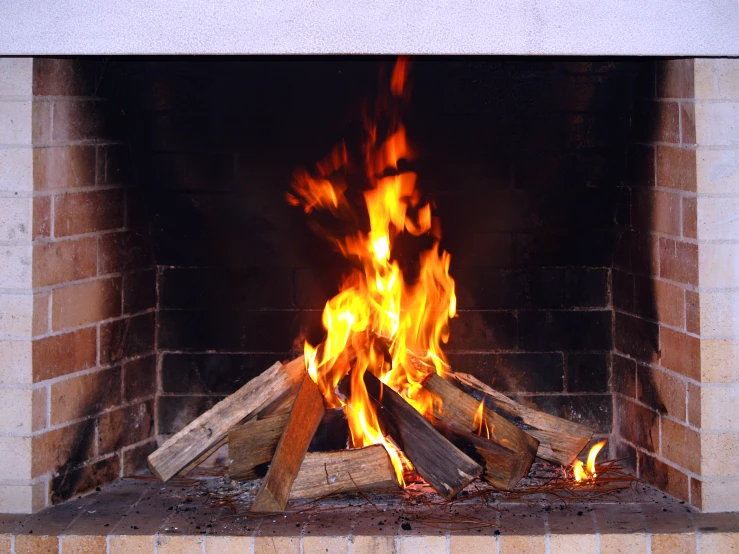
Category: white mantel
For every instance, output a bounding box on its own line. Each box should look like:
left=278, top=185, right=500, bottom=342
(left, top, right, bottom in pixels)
left=0, top=0, right=738, bottom=56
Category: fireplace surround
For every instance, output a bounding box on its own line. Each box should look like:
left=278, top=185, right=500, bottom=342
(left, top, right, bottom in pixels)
left=0, top=55, right=738, bottom=516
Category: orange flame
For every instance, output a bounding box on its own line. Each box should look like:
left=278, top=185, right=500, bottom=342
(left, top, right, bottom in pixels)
left=573, top=440, right=607, bottom=482
left=289, top=58, right=456, bottom=486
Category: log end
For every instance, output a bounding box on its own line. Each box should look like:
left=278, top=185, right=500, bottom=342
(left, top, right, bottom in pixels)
left=250, top=489, right=285, bottom=513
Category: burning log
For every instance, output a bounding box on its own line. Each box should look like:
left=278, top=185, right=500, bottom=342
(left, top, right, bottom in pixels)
left=424, top=374, right=539, bottom=460
left=342, top=370, right=482, bottom=499
left=450, top=372, right=594, bottom=466
left=251, top=373, right=326, bottom=512
left=432, top=419, right=533, bottom=490
left=229, top=408, right=349, bottom=481
left=289, top=445, right=399, bottom=499
left=147, top=357, right=305, bottom=482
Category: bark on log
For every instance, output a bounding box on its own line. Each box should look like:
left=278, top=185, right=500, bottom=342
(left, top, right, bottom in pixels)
left=424, top=374, right=539, bottom=460
left=450, top=372, right=593, bottom=465
left=251, top=373, right=326, bottom=512
left=289, top=445, right=399, bottom=499
left=148, top=357, right=305, bottom=482
left=341, top=370, right=481, bottom=499
left=432, top=418, right=533, bottom=490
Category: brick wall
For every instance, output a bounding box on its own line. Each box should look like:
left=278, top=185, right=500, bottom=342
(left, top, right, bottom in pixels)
left=612, top=58, right=739, bottom=512
left=28, top=58, right=156, bottom=507
left=100, top=59, right=639, bottom=440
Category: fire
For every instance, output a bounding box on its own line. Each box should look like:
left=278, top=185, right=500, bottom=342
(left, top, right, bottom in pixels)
left=473, top=396, right=492, bottom=440
left=288, top=58, right=457, bottom=486
left=573, top=440, right=607, bottom=482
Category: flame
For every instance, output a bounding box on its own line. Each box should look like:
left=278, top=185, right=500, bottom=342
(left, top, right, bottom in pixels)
left=473, top=396, right=492, bottom=440
left=573, top=440, right=607, bottom=482
left=290, top=58, right=456, bottom=486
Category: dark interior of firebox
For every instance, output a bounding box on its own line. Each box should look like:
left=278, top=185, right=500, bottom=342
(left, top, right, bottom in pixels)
left=97, top=57, right=644, bottom=442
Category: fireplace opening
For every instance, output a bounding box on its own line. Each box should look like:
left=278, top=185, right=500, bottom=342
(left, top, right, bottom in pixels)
left=3, top=55, right=734, bottom=518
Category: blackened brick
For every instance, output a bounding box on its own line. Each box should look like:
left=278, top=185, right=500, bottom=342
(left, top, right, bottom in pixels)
left=122, top=355, right=157, bottom=402
left=158, top=396, right=220, bottom=435
left=564, top=268, right=608, bottom=308
left=611, top=353, right=637, bottom=398
left=614, top=312, right=659, bottom=363
left=161, top=353, right=288, bottom=395
left=51, top=455, right=120, bottom=505
left=518, top=310, right=612, bottom=351
left=566, top=352, right=609, bottom=393
left=123, top=269, right=157, bottom=314
left=446, top=353, right=564, bottom=393
left=447, top=311, right=517, bottom=351
left=99, top=312, right=156, bottom=365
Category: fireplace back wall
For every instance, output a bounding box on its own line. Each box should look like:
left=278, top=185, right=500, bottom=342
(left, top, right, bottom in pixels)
left=100, top=58, right=639, bottom=442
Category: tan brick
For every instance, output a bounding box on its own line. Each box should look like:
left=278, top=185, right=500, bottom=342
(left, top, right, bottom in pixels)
left=701, top=385, right=739, bottom=431
left=54, top=189, right=124, bottom=237
left=50, top=367, right=121, bottom=425
left=157, top=534, right=202, bottom=554
left=697, top=196, right=739, bottom=240
left=0, top=57, right=33, bottom=96
left=661, top=418, right=700, bottom=473
left=51, top=277, right=121, bottom=331
left=637, top=365, right=686, bottom=420
left=0, top=388, right=32, bottom=434
left=33, top=195, right=51, bottom=239
left=600, top=533, right=647, bottom=554
left=499, top=534, right=545, bottom=553
left=701, top=432, right=739, bottom=478
left=33, top=385, right=48, bottom=431
left=682, top=197, right=696, bottom=239
left=699, top=291, right=739, bottom=337
left=205, top=535, right=253, bottom=554
left=700, top=532, right=739, bottom=552
left=651, top=532, right=696, bottom=554
left=32, top=327, right=96, bottom=382
left=0, top=244, right=33, bottom=289
left=33, top=292, right=49, bottom=336
left=0, top=101, right=32, bottom=145
left=695, top=103, right=739, bottom=147
left=660, top=327, right=700, bottom=381
left=303, top=535, right=348, bottom=554
left=0, top=482, right=37, bottom=514
left=696, top=149, right=739, bottom=195
left=699, top=339, right=739, bottom=383
left=0, top=534, right=9, bottom=554
left=0, top=196, right=31, bottom=242
left=0, top=436, right=31, bottom=480
left=0, top=339, right=32, bottom=384
left=398, top=535, right=445, bottom=554
left=694, top=59, right=739, bottom=100
left=656, top=146, right=696, bottom=192
left=0, top=147, right=33, bottom=192
left=0, top=293, right=33, bottom=338
left=659, top=238, right=698, bottom=285
left=33, top=237, right=97, bottom=288
left=698, top=243, right=739, bottom=289
left=14, top=534, right=58, bottom=554
left=549, top=534, right=597, bottom=553
left=109, top=535, right=155, bottom=553
left=254, top=536, right=300, bottom=554
left=699, top=479, right=739, bottom=512
left=31, top=420, right=94, bottom=478
left=351, top=535, right=395, bottom=554
left=60, top=535, right=106, bottom=554
left=33, top=146, right=96, bottom=190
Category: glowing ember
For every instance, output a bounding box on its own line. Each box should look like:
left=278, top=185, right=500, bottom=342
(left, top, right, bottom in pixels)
left=288, top=57, right=456, bottom=486
left=573, top=440, right=607, bottom=482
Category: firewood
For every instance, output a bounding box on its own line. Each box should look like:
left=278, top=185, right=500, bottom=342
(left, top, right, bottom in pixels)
left=450, top=372, right=594, bottom=465
left=424, top=374, right=539, bottom=460
left=148, top=357, right=305, bottom=482
left=251, top=373, right=326, bottom=512
left=339, top=370, right=481, bottom=499
left=289, top=445, right=399, bottom=499
left=431, top=418, right=532, bottom=490
left=229, top=408, right=349, bottom=481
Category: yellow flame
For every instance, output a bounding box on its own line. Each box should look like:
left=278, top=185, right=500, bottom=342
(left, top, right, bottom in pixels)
left=288, top=58, right=456, bottom=485
left=573, top=440, right=607, bottom=482
left=473, top=396, right=492, bottom=440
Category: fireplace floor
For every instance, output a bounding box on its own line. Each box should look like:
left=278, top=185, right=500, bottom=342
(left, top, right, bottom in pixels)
left=1, top=475, right=738, bottom=553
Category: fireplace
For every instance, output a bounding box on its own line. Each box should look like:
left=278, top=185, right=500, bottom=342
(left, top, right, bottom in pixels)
left=0, top=54, right=738, bottom=519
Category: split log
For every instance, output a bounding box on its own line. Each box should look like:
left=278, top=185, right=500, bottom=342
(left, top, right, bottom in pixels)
left=432, top=419, right=532, bottom=490
left=251, top=373, right=326, bottom=512
left=424, top=374, right=539, bottom=460
left=148, top=357, right=305, bottom=482
left=228, top=408, right=349, bottom=481
left=450, top=372, right=593, bottom=465
left=289, top=445, right=399, bottom=499
left=340, top=370, right=481, bottom=499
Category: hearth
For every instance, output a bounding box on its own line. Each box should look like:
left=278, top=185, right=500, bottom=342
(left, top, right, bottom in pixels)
left=1, top=55, right=738, bottom=519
